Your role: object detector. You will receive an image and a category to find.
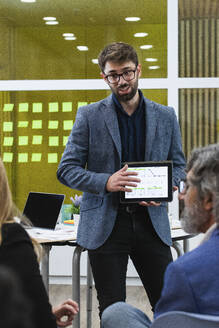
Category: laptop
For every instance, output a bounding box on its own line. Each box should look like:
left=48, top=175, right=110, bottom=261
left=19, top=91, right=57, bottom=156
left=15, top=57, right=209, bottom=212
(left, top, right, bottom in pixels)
left=23, top=192, right=65, bottom=230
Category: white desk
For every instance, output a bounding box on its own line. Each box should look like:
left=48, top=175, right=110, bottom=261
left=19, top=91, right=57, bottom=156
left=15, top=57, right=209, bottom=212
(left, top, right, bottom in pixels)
left=28, top=225, right=195, bottom=328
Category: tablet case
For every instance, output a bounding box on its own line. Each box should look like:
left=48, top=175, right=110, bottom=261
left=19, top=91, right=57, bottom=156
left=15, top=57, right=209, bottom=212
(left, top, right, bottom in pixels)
left=120, top=161, right=173, bottom=203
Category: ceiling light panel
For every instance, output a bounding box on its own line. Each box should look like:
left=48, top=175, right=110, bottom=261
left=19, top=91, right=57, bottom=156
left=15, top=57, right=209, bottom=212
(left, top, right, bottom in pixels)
left=145, top=58, right=158, bottom=62
left=77, top=46, right=88, bottom=51
left=43, top=17, right=56, bottom=21
left=148, top=66, right=160, bottom=69
left=45, top=21, right=59, bottom=25
left=140, top=45, right=153, bottom=49
left=134, top=32, right=148, bottom=37
left=125, top=17, right=140, bottom=22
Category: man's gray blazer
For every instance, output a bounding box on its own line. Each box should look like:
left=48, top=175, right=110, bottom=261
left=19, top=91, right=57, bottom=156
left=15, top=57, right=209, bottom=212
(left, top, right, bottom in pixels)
left=57, top=94, right=186, bottom=250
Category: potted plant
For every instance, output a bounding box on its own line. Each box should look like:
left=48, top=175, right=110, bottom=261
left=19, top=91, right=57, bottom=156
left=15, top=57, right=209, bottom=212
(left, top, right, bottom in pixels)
left=70, top=195, right=82, bottom=215
left=70, top=195, right=82, bottom=227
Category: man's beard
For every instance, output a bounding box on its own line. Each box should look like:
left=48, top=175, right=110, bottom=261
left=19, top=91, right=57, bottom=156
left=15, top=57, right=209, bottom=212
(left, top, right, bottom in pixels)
left=111, top=79, right=138, bottom=102
left=180, top=202, right=209, bottom=234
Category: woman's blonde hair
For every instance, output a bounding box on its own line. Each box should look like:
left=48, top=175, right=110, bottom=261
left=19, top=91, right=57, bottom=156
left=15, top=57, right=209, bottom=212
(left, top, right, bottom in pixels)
left=0, top=159, right=42, bottom=260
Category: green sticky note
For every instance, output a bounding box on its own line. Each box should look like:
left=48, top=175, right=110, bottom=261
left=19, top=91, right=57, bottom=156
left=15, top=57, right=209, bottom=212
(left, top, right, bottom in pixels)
left=62, top=102, right=72, bottom=112
left=63, top=120, right=73, bottom=130
left=3, top=122, right=13, bottom=132
left=19, top=103, right=29, bottom=112
left=18, top=136, right=28, bottom=146
left=18, top=121, right=28, bottom=128
left=32, top=135, right=43, bottom=145
left=49, top=102, right=59, bottom=112
left=63, top=136, right=68, bottom=146
left=48, top=153, right=58, bottom=163
left=3, top=104, right=14, bottom=111
left=3, top=137, right=14, bottom=146
left=18, top=153, right=28, bottom=163
left=33, top=103, right=42, bottom=113
left=48, top=120, right=59, bottom=129
left=32, top=120, right=42, bottom=129
left=3, top=153, right=13, bottom=162
left=77, top=102, right=88, bottom=108
left=31, top=153, right=42, bottom=162
left=49, top=136, right=59, bottom=146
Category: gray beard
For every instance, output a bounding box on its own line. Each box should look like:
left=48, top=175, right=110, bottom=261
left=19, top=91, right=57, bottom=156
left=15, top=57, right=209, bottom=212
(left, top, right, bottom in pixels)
left=180, top=202, right=209, bottom=234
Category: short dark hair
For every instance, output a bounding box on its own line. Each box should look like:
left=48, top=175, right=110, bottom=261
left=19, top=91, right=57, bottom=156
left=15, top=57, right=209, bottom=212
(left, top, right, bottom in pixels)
left=98, top=42, right=139, bottom=72
left=187, top=144, right=219, bottom=223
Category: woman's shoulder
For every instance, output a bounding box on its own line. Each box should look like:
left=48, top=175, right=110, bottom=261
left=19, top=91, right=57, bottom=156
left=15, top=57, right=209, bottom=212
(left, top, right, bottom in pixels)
left=2, top=222, right=31, bottom=246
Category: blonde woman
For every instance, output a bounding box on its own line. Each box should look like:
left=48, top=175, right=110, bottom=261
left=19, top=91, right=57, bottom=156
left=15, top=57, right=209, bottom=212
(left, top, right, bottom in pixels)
left=0, top=158, right=79, bottom=328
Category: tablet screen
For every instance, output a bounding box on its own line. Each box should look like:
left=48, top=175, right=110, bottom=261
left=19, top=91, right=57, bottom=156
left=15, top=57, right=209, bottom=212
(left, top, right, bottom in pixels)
left=120, top=161, right=173, bottom=203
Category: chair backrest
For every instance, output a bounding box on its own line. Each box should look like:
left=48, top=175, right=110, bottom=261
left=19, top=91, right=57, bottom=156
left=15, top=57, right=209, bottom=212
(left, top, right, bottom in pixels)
left=151, top=311, right=219, bottom=328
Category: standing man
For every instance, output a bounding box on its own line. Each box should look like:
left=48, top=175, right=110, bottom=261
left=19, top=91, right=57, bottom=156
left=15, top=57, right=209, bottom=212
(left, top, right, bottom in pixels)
left=57, top=42, right=185, bottom=316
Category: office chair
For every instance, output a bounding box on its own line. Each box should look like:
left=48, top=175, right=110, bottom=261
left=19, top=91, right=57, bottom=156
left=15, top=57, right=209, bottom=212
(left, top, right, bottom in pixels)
left=151, top=311, right=219, bottom=328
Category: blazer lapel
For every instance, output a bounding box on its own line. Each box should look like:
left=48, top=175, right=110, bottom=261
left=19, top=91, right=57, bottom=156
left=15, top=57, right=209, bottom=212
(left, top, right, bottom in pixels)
left=144, top=98, right=158, bottom=160
left=100, top=95, right=122, bottom=160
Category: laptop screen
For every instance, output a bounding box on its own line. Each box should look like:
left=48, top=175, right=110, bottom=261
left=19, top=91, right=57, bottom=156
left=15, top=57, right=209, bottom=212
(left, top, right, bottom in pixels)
left=23, top=192, right=65, bottom=229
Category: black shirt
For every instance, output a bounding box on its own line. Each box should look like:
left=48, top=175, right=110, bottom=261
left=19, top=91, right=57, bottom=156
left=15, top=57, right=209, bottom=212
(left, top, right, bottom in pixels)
left=113, top=90, right=146, bottom=163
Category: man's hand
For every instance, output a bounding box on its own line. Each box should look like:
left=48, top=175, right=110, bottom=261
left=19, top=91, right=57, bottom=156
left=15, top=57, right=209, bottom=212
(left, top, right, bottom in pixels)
left=53, top=299, right=79, bottom=327
left=106, top=164, right=140, bottom=192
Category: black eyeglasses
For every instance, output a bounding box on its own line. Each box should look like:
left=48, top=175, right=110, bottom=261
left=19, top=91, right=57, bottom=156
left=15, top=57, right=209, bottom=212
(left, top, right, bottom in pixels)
left=104, top=68, right=137, bottom=84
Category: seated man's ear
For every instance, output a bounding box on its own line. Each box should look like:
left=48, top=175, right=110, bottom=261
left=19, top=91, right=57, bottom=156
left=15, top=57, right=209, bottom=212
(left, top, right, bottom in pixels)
left=203, top=193, right=213, bottom=212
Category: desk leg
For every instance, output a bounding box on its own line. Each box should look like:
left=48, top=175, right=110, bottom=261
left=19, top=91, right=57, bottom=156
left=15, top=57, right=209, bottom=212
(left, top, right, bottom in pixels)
left=41, top=245, right=52, bottom=293
left=172, top=241, right=184, bottom=257
left=72, top=246, right=83, bottom=328
left=87, top=254, right=93, bottom=328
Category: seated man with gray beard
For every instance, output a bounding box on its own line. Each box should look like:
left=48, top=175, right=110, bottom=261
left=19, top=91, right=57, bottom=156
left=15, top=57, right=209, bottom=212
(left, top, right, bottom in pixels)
left=101, top=143, right=219, bottom=328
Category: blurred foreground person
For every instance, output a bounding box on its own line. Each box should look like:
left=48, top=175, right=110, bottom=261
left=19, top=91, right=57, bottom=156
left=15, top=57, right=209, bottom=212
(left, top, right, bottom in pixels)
left=0, top=158, right=79, bottom=328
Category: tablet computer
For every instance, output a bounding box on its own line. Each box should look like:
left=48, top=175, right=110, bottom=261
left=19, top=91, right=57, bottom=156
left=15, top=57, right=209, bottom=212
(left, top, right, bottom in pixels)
left=120, top=161, right=173, bottom=203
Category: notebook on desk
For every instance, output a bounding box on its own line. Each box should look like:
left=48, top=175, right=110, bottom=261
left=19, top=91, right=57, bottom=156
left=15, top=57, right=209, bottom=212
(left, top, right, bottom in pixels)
left=23, top=192, right=65, bottom=230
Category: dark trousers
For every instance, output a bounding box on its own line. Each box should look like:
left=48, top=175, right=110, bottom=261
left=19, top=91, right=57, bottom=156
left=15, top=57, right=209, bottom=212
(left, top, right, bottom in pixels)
left=88, top=206, right=173, bottom=317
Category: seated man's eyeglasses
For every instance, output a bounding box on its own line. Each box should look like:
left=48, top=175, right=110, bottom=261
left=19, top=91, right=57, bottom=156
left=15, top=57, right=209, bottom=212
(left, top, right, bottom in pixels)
left=104, top=68, right=137, bottom=84
left=179, top=180, right=186, bottom=194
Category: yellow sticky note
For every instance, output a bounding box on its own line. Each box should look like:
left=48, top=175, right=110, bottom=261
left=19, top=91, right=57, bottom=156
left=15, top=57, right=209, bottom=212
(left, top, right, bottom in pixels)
left=3, top=137, right=14, bottom=146
left=62, top=102, right=72, bottom=112
left=18, top=136, right=28, bottom=146
left=33, top=103, right=42, bottom=113
left=3, top=122, right=13, bottom=132
left=63, top=120, right=73, bottom=130
left=48, top=153, right=58, bottom=163
left=49, top=136, right=59, bottom=146
left=32, top=120, right=42, bottom=129
left=63, top=136, right=68, bottom=146
left=48, top=120, right=59, bottom=129
left=77, top=102, right=88, bottom=108
left=3, top=104, right=14, bottom=111
left=32, top=135, right=43, bottom=145
left=19, top=103, right=29, bottom=112
left=49, top=102, right=59, bottom=112
left=3, top=153, right=13, bottom=162
left=18, top=153, right=28, bottom=163
left=18, top=121, right=28, bottom=128
left=31, top=153, right=42, bottom=162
